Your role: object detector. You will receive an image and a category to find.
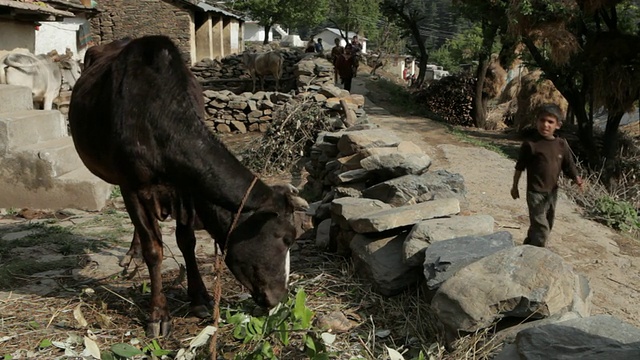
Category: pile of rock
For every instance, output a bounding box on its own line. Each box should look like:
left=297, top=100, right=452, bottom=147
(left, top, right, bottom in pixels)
left=294, top=56, right=335, bottom=90
left=203, top=83, right=367, bottom=133
left=191, top=50, right=304, bottom=81
left=305, top=122, right=597, bottom=349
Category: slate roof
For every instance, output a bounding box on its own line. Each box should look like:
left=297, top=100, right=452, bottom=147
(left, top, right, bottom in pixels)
left=0, top=0, right=74, bottom=17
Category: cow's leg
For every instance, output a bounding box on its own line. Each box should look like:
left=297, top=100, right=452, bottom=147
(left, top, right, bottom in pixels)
left=275, top=76, right=280, bottom=92
left=175, top=216, right=212, bottom=319
left=251, top=74, right=257, bottom=93
left=121, top=188, right=170, bottom=338
left=43, top=93, right=54, bottom=110
left=119, top=230, right=143, bottom=269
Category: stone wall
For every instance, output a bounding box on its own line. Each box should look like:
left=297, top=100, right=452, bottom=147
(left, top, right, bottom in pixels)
left=203, top=84, right=366, bottom=133
left=190, top=51, right=331, bottom=94
left=90, top=0, right=193, bottom=62
left=201, top=56, right=359, bottom=133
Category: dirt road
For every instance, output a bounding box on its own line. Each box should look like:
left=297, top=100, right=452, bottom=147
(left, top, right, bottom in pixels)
left=352, top=76, right=640, bottom=327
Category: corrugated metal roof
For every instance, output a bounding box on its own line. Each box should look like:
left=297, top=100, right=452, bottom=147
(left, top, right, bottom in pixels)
left=0, top=0, right=74, bottom=17
left=196, top=1, right=244, bottom=20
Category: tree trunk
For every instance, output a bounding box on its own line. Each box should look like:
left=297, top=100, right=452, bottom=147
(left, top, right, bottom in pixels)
left=410, top=22, right=428, bottom=87
left=472, top=21, right=499, bottom=129
left=263, top=24, right=271, bottom=45
left=601, top=111, right=624, bottom=186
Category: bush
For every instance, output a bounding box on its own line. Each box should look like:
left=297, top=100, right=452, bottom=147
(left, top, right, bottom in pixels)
left=241, top=99, right=331, bottom=175
left=593, top=195, right=640, bottom=232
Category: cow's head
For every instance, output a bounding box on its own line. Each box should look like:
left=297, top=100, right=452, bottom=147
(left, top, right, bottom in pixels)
left=224, top=184, right=308, bottom=308
left=58, top=58, right=82, bottom=88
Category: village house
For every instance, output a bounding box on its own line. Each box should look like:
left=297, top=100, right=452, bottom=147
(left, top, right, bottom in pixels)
left=90, top=0, right=245, bottom=65
left=35, top=0, right=99, bottom=60
left=0, top=0, right=74, bottom=53
left=244, top=20, right=288, bottom=43
left=312, top=27, right=367, bottom=54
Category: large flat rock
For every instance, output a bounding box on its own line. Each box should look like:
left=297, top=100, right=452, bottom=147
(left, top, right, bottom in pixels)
left=349, top=198, right=460, bottom=233
left=403, top=214, right=495, bottom=267
left=337, top=129, right=402, bottom=156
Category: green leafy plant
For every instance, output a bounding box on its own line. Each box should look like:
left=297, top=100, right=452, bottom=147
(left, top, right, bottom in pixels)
left=224, top=288, right=334, bottom=360
left=593, top=195, right=640, bottom=232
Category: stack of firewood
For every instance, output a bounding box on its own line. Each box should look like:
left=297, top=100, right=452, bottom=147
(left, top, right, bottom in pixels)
left=418, top=74, right=476, bottom=126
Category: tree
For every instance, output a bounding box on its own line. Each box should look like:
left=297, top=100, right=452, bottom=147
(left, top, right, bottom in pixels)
left=381, top=0, right=431, bottom=87
left=327, top=0, right=382, bottom=42
left=453, top=0, right=509, bottom=128
left=234, top=0, right=329, bottom=44
left=505, top=0, right=640, bottom=182
left=429, top=25, right=501, bottom=73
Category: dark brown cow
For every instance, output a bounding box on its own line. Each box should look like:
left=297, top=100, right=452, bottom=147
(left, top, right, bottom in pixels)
left=69, top=36, right=307, bottom=338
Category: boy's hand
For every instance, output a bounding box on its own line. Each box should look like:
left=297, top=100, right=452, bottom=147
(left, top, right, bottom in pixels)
left=510, top=187, right=520, bottom=199
left=575, top=177, right=584, bottom=192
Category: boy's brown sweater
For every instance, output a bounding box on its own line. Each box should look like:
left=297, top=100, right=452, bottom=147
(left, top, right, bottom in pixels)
left=515, top=134, right=580, bottom=193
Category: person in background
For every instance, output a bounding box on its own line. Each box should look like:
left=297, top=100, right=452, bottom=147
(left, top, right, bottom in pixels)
left=335, top=43, right=357, bottom=92
left=305, top=39, right=316, bottom=53
left=330, top=38, right=344, bottom=83
left=511, top=103, right=583, bottom=247
left=350, top=35, right=362, bottom=76
left=315, top=38, right=324, bottom=53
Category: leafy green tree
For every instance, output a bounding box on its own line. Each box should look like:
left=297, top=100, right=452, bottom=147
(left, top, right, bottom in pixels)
left=327, top=0, right=382, bottom=41
left=381, top=0, right=431, bottom=87
left=234, top=0, right=329, bottom=44
left=453, top=0, right=509, bottom=128
left=429, top=25, right=501, bottom=73
left=505, top=0, right=640, bottom=181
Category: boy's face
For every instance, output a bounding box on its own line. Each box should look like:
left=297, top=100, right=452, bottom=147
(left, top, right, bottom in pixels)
left=537, top=114, right=560, bottom=138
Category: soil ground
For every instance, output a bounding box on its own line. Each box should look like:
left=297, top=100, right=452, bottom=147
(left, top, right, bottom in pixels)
left=1, top=71, right=639, bottom=359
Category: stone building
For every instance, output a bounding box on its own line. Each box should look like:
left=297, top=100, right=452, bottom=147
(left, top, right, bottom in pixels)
left=89, top=0, right=244, bottom=65
left=0, top=0, right=74, bottom=53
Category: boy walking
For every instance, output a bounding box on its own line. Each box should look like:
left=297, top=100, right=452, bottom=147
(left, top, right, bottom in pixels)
left=511, top=104, right=583, bottom=247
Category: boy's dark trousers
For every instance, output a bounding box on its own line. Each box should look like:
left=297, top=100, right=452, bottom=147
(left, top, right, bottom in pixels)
left=524, top=188, right=558, bottom=247
left=343, top=76, right=353, bottom=91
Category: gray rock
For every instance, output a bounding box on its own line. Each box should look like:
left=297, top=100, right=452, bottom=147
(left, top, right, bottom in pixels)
left=360, top=141, right=425, bottom=157
left=360, top=153, right=432, bottom=180
left=403, top=214, right=495, bottom=267
left=432, top=245, right=593, bottom=335
left=319, top=84, right=343, bottom=98
left=216, top=124, right=231, bottom=133
left=350, top=232, right=422, bottom=296
left=336, top=168, right=371, bottom=184
left=494, top=315, right=640, bottom=360
left=231, top=121, right=247, bottom=133
left=228, top=101, right=247, bottom=110
left=331, top=197, right=391, bottom=230
left=349, top=198, right=460, bottom=233
left=362, top=170, right=466, bottom=207
left=316, top=219, right=332, bottom=249
left=423, top=231, right=515, bottom=290
left=337, top=129, right=402, bottom=156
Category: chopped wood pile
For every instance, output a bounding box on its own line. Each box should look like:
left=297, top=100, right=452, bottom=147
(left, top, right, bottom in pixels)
left=417, top=74, right=476, bottom=126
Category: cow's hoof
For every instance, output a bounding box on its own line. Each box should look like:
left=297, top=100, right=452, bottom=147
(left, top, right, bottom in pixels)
left=191, top=304, right=211, bottom=319
left=146, top=320, right=172, bottom=338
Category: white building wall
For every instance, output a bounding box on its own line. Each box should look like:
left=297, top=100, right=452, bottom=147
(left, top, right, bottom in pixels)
left=35, top=17, right=88, bottom=59
left=244, top=22, right=272, bottom=42
left=315, top=30, right=367, bottom=54
left=0, top=20, right=36, bottom=53
left=230, top=21, right=239, bottom=53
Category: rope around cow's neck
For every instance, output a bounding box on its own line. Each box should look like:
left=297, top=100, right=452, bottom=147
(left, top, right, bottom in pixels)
left=209, top=176, right=259, bottom=359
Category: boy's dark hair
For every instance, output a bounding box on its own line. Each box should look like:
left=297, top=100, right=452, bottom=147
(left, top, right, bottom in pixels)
left=537, top=103, right=564, bottom=124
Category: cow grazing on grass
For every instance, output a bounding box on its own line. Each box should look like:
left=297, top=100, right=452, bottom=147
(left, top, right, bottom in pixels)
left=68, top=36, right=308, bottom=338
left=0, top=51, right=63, bottom=110
left=242, top=50, right=284, bottom=92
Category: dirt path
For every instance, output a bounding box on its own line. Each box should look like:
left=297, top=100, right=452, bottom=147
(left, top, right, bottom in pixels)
left=351, top=76, right=640, bottom=327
